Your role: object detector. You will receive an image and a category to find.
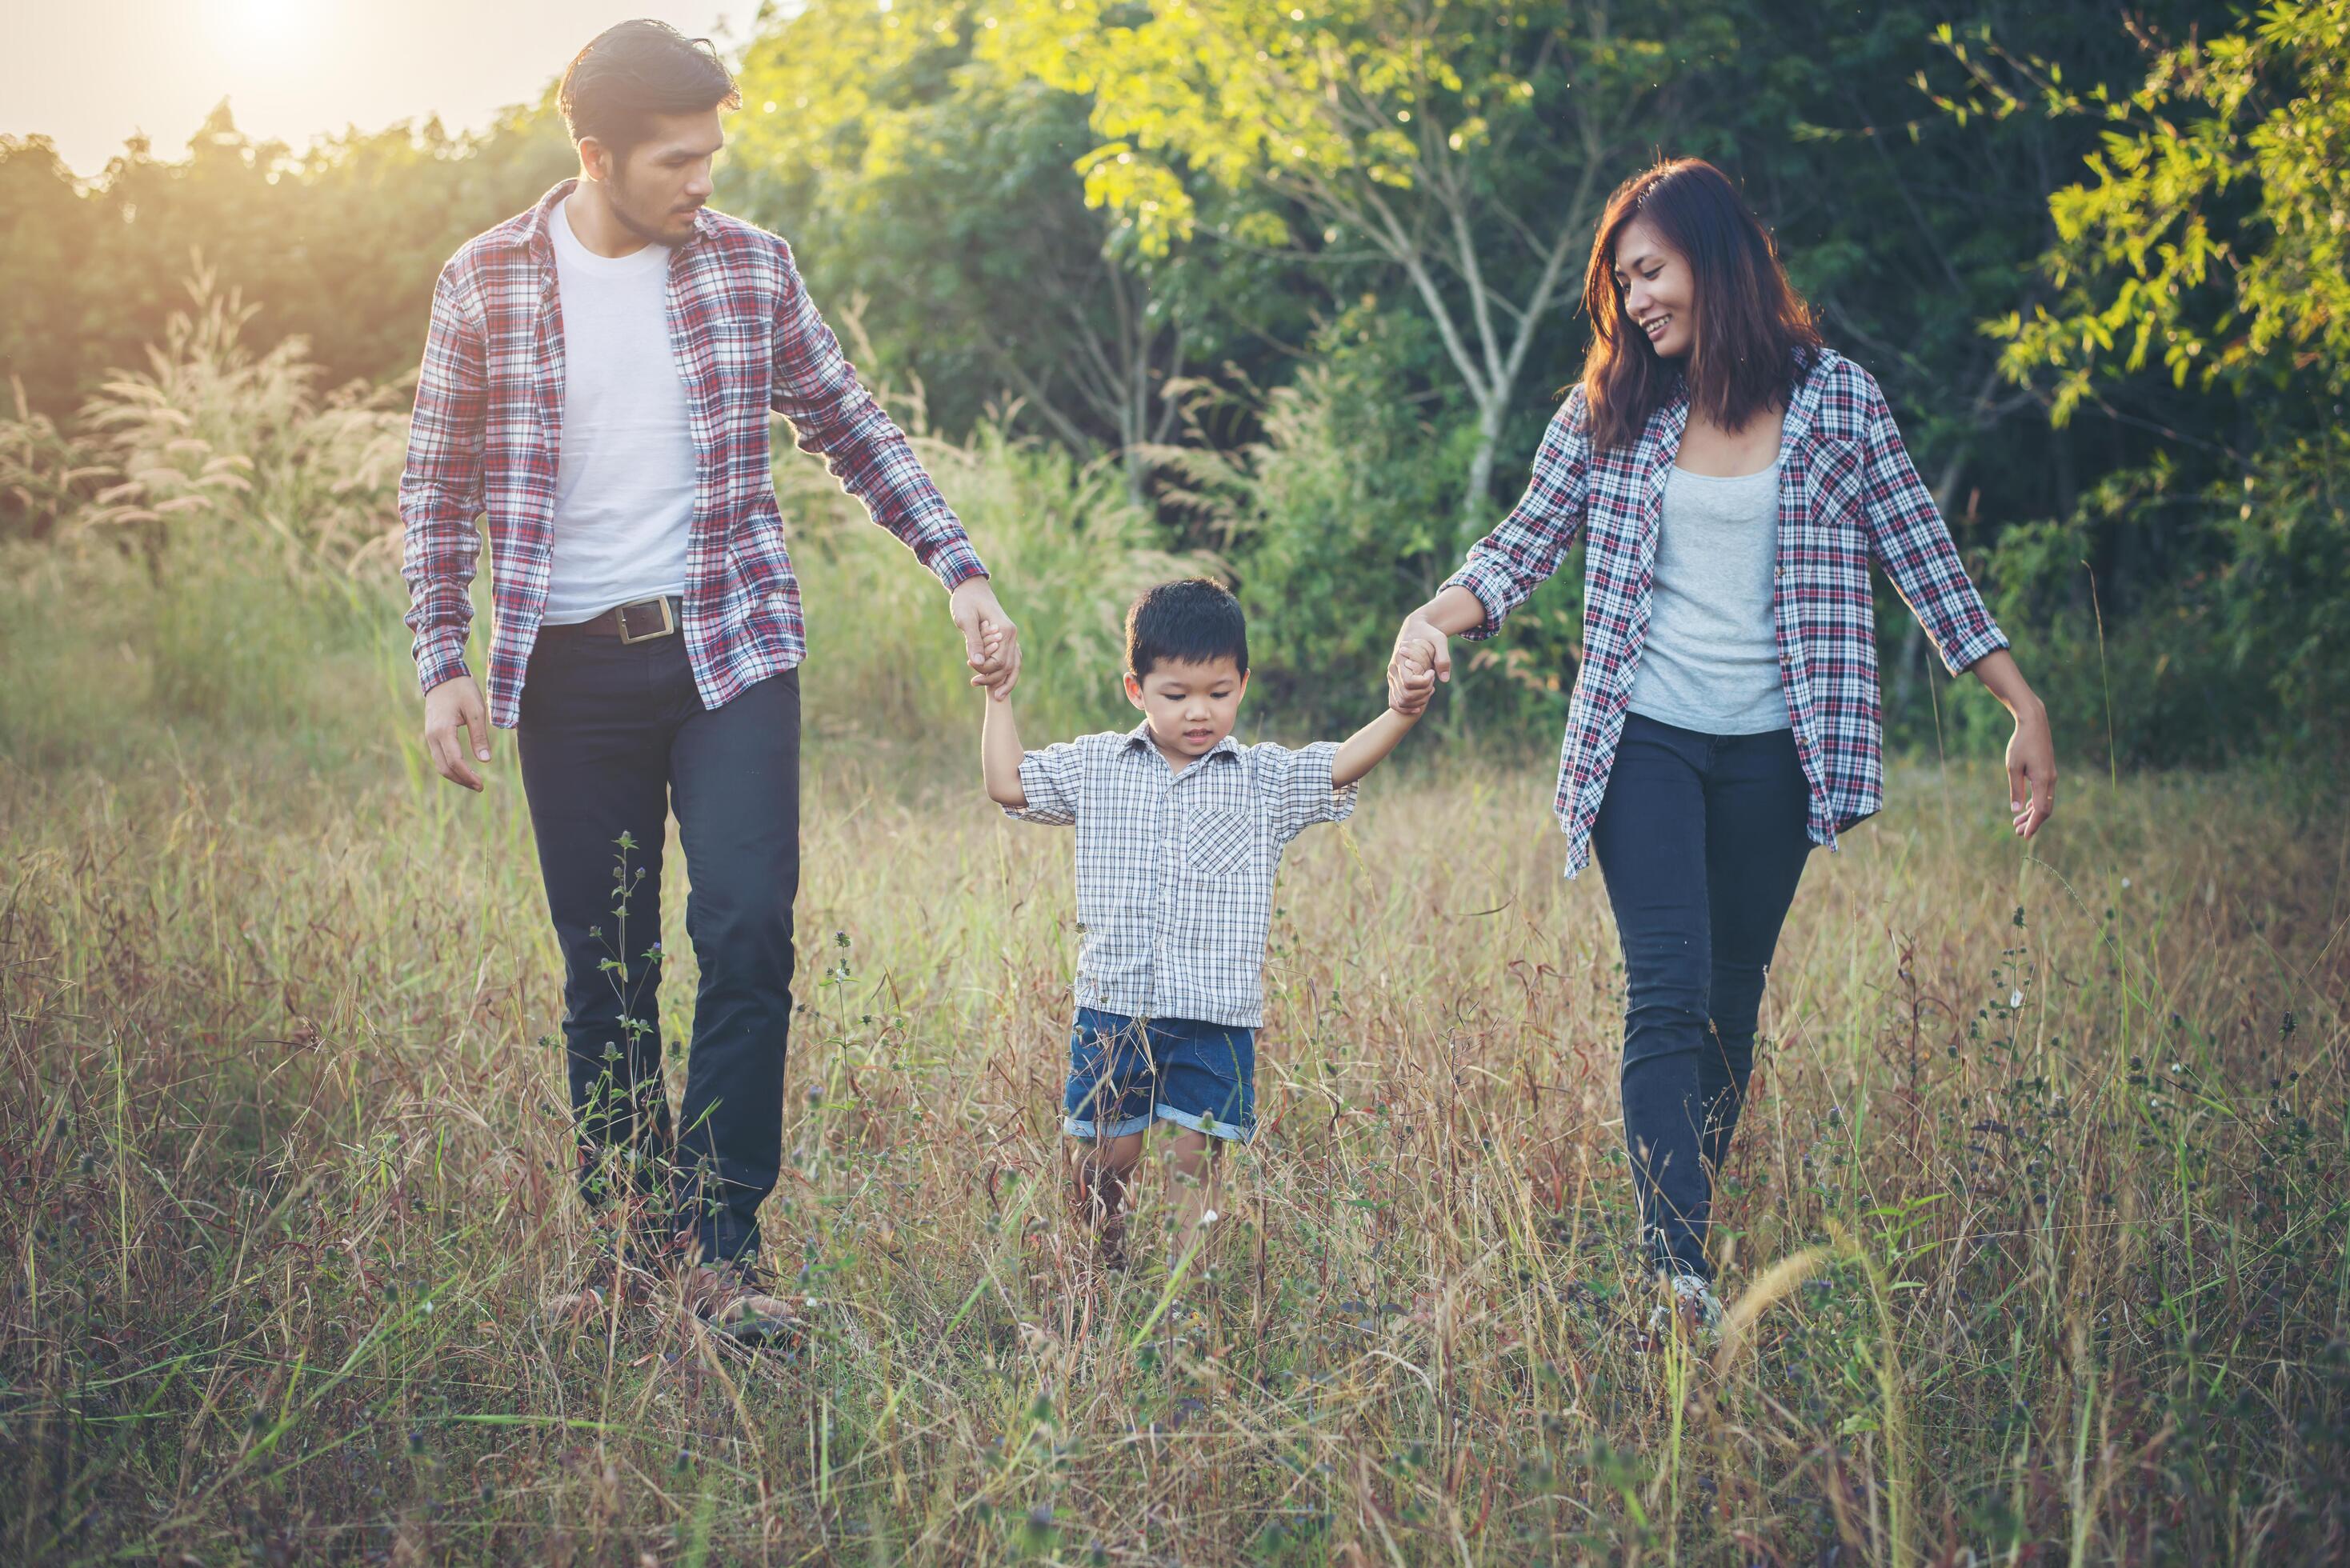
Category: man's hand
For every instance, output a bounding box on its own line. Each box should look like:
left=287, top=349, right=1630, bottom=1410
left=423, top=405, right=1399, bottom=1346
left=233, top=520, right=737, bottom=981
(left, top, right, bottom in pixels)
left=1388, top=614, right=1451, bottom=716
left=424, top=674, right=492, bottom=792
left=951, top=576, right=1021, bottom=698
left=971, top=625, right=1015, bottom=697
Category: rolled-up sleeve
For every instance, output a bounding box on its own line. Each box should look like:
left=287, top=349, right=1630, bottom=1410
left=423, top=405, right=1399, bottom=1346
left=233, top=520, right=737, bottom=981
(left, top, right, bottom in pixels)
left=1857, top=377, right=2011, bottom=674
left=1255, top=741, right=1359, bottom=843
left=1444, top=386, right=1593, bottom=641
left=769, top=238, right=987, bottom=594
left=1003, top=739, right=1088, bottom=826
left=397, top=262, right=488, bottom=694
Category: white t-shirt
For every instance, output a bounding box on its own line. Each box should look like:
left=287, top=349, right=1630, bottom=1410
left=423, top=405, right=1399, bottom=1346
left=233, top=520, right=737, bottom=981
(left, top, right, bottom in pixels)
left=539, top=195, right=696, bottom=625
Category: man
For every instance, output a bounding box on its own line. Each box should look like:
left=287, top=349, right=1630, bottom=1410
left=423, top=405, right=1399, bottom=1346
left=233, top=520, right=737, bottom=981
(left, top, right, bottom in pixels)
left=398, top=19, right=1020, bottom=1342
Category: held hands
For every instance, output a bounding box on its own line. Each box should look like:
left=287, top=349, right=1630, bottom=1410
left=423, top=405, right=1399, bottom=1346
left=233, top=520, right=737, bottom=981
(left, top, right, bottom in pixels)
left=973, top=624, right=1015, bottom=698
left=952, top=576, right=1021, bottom=700
left=1388, top=615, right=1451, bottom=717
left=424, top=674, right=491, bottom=792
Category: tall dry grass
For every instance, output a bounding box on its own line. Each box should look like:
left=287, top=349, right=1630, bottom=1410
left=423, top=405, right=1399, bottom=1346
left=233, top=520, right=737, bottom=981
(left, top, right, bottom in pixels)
left=2, top=708, right=2344, bottom=1562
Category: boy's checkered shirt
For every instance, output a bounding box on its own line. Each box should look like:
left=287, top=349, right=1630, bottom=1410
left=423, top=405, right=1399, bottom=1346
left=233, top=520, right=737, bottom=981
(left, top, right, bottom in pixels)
left=1006, top=724, right=1358, bottom=1029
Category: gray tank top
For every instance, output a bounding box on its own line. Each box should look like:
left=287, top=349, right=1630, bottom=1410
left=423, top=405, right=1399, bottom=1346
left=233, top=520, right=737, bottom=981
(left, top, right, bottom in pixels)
left=1623, top=462, right=1791, bottom=735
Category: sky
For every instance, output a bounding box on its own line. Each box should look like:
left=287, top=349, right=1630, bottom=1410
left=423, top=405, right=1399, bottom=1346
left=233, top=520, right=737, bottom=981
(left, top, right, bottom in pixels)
left=2, top=0, right=746, bottom=177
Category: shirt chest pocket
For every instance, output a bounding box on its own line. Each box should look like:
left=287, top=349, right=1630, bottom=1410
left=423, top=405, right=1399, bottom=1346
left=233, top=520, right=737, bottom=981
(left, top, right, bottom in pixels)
left=1799, top=438, right=1868, bottom=534
left=1183, top=808, right=1257, bottom=880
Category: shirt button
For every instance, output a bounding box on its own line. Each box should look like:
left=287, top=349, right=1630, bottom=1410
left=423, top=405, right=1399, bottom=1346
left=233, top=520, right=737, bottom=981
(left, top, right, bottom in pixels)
left=1773, top=567, right=1784, bottom=579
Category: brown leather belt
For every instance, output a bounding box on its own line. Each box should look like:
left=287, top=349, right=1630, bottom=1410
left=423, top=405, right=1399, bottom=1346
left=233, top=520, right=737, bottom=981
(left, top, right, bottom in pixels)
left=557, top=595, right=680, bottom=644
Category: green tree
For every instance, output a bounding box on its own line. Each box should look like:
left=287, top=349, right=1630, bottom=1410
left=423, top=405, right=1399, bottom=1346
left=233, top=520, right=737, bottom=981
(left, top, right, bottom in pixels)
left=1984, top=0, right=2350, bottom=416
left=726, top=0, right=1204, bottom=497
left=0, top=136, right=106, bottom=417
left=1973, top=0, right=2350, bottom=760
left=0, top=100, right=570, bottom=418
left=989, top=0, right=1723, bottom=524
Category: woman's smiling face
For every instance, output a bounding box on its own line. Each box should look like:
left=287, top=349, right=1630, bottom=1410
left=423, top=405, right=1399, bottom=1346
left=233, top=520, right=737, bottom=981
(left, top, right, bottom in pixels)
left=1614, top=216, right=1695, bottom=360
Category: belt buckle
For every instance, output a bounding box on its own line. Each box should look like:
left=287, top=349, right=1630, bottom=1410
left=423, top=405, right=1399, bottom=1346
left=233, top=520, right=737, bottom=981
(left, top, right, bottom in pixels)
left=617, top=597, right=675, bottom=645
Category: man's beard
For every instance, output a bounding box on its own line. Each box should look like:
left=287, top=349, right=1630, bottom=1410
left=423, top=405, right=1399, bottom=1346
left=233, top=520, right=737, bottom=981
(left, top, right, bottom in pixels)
left=607, top=176, right=700, bottom=247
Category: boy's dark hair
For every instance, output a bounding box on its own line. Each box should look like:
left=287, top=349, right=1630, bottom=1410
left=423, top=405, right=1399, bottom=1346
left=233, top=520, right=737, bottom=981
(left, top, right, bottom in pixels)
left=1126, top=578, right=1248, bottom=678
left=558, top=21, right=741, bottom=155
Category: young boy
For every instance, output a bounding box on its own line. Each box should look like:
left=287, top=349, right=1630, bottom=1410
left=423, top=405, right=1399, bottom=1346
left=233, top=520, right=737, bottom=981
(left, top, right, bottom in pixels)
left=979, top=578, right=1419, bottom=1276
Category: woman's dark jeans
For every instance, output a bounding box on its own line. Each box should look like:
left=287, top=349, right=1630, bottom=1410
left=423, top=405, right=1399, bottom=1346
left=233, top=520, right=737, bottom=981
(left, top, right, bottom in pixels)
left=1591, top=712, right=1814, bottom=1282
left=515, top=626, right=800, bottom=1266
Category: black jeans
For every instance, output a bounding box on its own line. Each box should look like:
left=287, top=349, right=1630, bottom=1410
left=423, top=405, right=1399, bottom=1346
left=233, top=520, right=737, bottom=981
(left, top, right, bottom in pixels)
left=1591, top=712, right=1813, bottom=1282
left=515, top=625, right=800, bottom=1265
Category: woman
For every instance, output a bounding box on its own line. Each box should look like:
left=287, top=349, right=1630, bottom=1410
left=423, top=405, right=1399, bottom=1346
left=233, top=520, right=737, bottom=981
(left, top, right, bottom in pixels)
left=1387, top=158, right=2056, bottom=1337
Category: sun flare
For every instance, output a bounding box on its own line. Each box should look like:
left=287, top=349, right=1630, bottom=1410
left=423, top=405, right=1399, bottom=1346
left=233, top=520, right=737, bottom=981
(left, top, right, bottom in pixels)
left=207, top=0, right=321, bottom=68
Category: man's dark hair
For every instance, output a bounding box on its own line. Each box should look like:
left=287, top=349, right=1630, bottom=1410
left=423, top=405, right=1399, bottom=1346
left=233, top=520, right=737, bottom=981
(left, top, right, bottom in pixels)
left=1126, top=578, right=1248, bottom=678
left=558, top=20, right=741, bottom=155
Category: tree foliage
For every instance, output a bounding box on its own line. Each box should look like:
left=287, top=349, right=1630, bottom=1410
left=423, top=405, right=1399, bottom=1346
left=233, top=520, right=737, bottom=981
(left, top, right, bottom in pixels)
left=725, top=0, right=1202, bottom=495
left=2, top=0, right=2340, bottom=760
left=1980, top=0, right=2350, bottom=415
left=989, top=0, right=1723, bottom=518
left=0, top=103, right=570, bottom=415
left=1956, top=0, right=2350, bottom=759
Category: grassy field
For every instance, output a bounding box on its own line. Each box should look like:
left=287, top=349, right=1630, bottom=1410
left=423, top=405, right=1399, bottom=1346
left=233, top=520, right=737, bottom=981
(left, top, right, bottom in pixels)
left=2, top=541, right=2346, bottom=1566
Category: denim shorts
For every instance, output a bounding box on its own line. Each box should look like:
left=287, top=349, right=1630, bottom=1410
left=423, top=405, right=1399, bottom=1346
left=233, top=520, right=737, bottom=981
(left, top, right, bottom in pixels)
left=1063, top=1007, right=1257, bottom=1143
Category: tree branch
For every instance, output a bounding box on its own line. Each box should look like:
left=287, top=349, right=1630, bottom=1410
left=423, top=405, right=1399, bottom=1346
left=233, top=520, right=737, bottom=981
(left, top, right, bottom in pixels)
left=975, top=327, right=1099, bottom=454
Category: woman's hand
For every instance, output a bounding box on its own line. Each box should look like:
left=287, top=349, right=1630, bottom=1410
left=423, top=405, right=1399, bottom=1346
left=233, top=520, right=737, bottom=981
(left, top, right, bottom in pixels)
left=1972, top=649, right=2055, bottom=838
left=1387, top=586, right=1491, bottom=716
left=1388, top=614, right=1450, bottom=716
left=2006, top=703, right=2056, bottom=838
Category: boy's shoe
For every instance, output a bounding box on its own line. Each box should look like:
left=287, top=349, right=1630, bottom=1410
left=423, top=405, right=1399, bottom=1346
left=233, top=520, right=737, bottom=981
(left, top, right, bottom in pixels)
left=1638, top=1273, right=1725, bottom=1351
left=679, top=1258, right=803, bottom=1348
left=1095, top=1215, right=1131, bottom=1274
left=1067, top=1182, right=1130, bottom=1274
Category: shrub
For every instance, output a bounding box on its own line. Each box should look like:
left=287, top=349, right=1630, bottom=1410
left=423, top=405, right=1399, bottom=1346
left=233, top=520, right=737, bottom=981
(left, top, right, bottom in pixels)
left=1978, top=437, right=2350, bottom=769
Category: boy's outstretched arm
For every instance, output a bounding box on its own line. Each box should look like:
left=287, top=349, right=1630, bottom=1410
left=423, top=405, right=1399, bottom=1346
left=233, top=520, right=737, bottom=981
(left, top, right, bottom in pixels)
left=979, top=634, right=1028, bottom=809
left=1330, top=694, right=1423, bottom=788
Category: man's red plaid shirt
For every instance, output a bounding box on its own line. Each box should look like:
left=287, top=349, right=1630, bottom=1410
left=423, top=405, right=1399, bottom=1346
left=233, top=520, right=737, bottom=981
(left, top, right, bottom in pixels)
left=398, top=180, right=987, bottom=727
left=1447, top=349, right=2011, bottom=878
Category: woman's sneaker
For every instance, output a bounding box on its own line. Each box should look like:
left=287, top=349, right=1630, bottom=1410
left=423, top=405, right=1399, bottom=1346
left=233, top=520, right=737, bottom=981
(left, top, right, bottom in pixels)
left=679, top=1258, right=803, bottom=1348
left=1639, top=1272, right=1725, bottom=1350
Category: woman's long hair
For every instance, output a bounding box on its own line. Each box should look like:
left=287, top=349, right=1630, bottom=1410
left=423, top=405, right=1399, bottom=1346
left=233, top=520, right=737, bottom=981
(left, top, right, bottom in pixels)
left=1577, top=158, right=1824, bottom=453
